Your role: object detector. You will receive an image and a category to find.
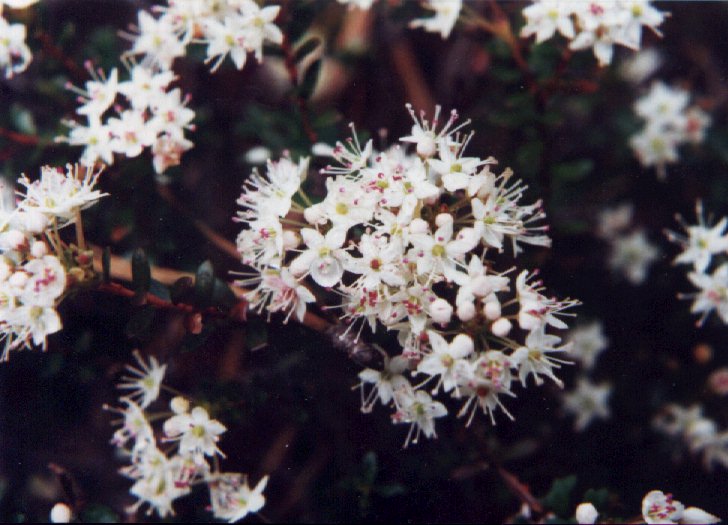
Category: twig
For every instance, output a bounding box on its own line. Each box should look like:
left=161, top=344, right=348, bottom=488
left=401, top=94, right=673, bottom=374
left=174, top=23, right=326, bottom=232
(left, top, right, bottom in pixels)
left=279, top=2, right=318, bottom=144
left=390, top=38, right=436, bottom=116
left=0, top=127, right=41, bottom=146
left=36, top=30, right=87, bottom=82
left=155, top=183, right=240, bottom=260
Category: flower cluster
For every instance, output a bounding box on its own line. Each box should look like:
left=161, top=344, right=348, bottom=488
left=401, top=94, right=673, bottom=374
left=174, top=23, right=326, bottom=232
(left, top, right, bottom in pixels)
left=235, top=105, right=577, bottom=446
left=560, top=321, right=611, bottom=431
left=0, top=0, right=37, bottom=78
left=59, top=63, right=194, bottom=174
left=667, top=201, right=728, bottom=326
left=0, top=164, right=105, bottom=359
left=653, top=403, right=728, bottom=471
left=597, top=203, right=659, bottom=285
left=107, top=350, right=268, bottom=521
left=575, top=491, right=720, bottom=524
left=521, top=0, right=667, bottom=66
left=630, top=81, right=711, bottom=179
left=124, top=0, right=283, bottom=73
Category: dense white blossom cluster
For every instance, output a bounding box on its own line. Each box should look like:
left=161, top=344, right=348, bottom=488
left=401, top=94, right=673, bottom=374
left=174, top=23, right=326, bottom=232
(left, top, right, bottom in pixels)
left=59, top=63, right=194, bottom=174
left=125, top=0, right=283, bottom=73
left=597, top=203, right=659, bottom=285
left=107, top=350, right=268, bottom=521
left=235, top=105, right=578, bottom=446
left=0, top=164, right=104, bottom=359
left=521, top=0, right=667, bottom=66
left=0, top=0, right=37, bottom=78
left=631, top=81, right=711, bottom=179
left=561, top=321, right=611, bottom=431
left=575, top=491, right=720, bottom=524
left=653, top=403, right=728, bottom=472
left=667, top=201, right=728, bottom=327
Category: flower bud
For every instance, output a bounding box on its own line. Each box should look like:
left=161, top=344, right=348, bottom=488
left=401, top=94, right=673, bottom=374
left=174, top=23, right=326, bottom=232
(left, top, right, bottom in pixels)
left=416, top=135, right=437, bottom=158
left=282, top=230, right=301, bottom=250
left=31, top=240, right=48, bottom=259
left=457, top=301, right=476, bottom=322
left=451, top=333, right=474, bottom=356
left=18, top=210, right=49, bottom=234
left=8, top=271, right=29, bottom=289
left=429, top=298, right=453, bottom=325
left=0, top=230, right=28, bottom=252
left=170, top=396, right=189, bottom=414
left=491, top=317, right=512, bottom=337
left=575, top=502, right=598, bottom=525
left=409, top=218, right=429, bottom=234
left=50, top=502, right=72, bottom=523
left=483, top=300, right=501, bottom=320
left=435, top=213, right=453, bottom=227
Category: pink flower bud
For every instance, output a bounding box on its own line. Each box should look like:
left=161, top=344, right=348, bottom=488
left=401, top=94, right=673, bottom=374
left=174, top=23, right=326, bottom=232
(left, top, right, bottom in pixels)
left=409, top=218, right=429, bottom=234
left=416, top=135, right=437, bottom=158
left=435, top=213, right=454, bottom=227
left=457, top=301, right=476, bottom=322
left=9, top=271, right=29, bottom=289
left=450, top=333, right=474, bottom=356
left=429, top=298, right=453, bottom=324
left=0, top=230, right=28, bottom=252
left=491, top=317, right=512, bottom=337
left=31, top=241, right=48, bottom=259
left=483, top=300, right=501, bottom=320
left=282, top=230, right=301, bottom=250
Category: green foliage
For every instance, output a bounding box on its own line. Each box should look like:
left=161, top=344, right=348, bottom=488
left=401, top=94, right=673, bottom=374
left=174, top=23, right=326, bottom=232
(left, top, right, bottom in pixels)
left=541, top=475, right=578, bottom=519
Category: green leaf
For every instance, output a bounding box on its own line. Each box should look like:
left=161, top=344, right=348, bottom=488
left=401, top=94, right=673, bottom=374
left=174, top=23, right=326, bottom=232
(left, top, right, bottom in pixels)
left=101, top=246, right=111, bottom=283
left=583, top=488, right=610, bottom=511
left=294, top=36, right=322, bottom=63
left=361, top=452, right=378, bottom=485
left=194, top=260, right=215, bottom=307
left=542, top=475, right=577, bottom=518
left=131, top=248, right=151, bottom=296
left=149, top=279, right=171, bottom=302
left=298, top=59, right=321, bottom=100
left=552, top=159, right=594, bottom=182
left=79, top=504, right=120, bottom=523
left=212, top=278, right=237, bottom=308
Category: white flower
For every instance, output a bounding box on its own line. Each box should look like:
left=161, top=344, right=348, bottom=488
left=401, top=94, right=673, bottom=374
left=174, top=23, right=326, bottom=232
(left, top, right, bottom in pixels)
left=562, top=378, right=611, bottom=431
left=642, top=491, right=719, bottom=525
left=608, top=229, right=659, bottom=285
left=358, top=354, right=411, bottom=412
left=289, top=227, right=350, bottom=288
left=240, top=267, right=315, bottom=323
left=597, top=203, right=633, bottom=240
left=566, top=321, right=608, bottom=370
left=163, top=406, right=227, bottom=463
left=392, top=389, right=448, bottom=447
left=127, top=448, right=191, bottom=518
left=117, top=350, right=167, bottom=409
left=520, top=1, right=575, bottom=43
left=687, top=263, right=728, bottom=326
left=416, top=330, right=473, bottom=394
left=409, top=0, right=462, bottom=39
left=512, top=328, right=570, bottom=388
left=18, top=165, right=106, bottom=225
left=127, top=10, right=186, bottom=70
left=208, top=474, right=268, bottom=523
left=669, top=201, right=728, bottom=273
left=0, top=15, right=31, bottom=78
